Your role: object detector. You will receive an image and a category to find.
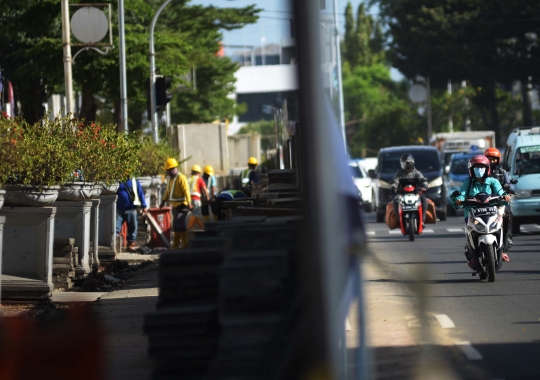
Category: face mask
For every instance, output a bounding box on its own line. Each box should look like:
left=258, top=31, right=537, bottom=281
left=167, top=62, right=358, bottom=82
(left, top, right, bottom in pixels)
left=473, top=167, right=486, bottom=178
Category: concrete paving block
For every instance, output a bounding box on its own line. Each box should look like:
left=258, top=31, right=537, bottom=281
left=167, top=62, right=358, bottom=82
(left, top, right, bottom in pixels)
left=51, top=291, right=106, bottom=303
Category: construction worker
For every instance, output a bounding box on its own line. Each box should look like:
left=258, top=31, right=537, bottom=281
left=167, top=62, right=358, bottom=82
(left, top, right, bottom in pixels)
left=187, top=165, right=209, bottom=230
left=160, top=158, right=192, bottom=249
left=201, top=165, right=218, bottom=222
left=215, top=189, right=247, bottom=220
left=240, top=157, right=259, bottom=189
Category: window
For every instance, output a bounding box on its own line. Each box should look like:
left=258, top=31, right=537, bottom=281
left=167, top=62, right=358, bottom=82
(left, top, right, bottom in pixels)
left=380, top=150, right=441, bottom=174
left=514, top=146, right=540, bottom=175
left=349, top=165, right=363, bottom=178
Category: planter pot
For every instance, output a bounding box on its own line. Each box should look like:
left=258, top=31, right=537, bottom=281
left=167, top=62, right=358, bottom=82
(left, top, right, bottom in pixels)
left=3, top=185, right=59, bottom=207
left=90, top=184, right=103, bottom=198
left=101, top=182, right=119, bottom=195
left=0, top=189, right=6, bottom=209
left=151, top=175, right=162, bottom=187
left=57, top=182, right=95, bottom=201
left=137, top=176, right=153, bottom=190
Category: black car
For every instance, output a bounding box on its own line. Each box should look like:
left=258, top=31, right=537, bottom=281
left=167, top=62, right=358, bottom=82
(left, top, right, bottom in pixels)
left=369, top=146, right=447, bottom=222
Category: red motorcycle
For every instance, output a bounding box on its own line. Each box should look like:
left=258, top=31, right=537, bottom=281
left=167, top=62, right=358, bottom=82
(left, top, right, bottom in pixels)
left=397, top=183, right=424, bottom=241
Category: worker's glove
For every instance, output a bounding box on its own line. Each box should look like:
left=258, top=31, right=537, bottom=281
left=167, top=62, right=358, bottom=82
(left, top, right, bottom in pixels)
left=159, top=202, right=165, bottom=209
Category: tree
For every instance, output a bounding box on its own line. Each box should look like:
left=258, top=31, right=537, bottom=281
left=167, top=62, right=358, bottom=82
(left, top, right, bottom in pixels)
left=0, top=0, right=259, bottom=130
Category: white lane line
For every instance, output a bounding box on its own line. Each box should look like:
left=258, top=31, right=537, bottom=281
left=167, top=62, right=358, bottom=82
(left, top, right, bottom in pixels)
left=366, top=231, right=375, bottom=236
left=423, top=229, right=434, bottom=233
left=447, top=228, right=463, bottom=232
left=435, top=314, right=455, bottom=329
left=389, top=230, right=402, bottom=234
left=345, top=318, right=352, bottom=331
left=455, top=341, right=483, bottom=360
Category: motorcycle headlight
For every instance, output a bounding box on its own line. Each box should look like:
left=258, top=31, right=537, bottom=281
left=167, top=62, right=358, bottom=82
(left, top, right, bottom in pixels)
left=515, top=190, right=531, bottom=199
left=473, top=220, right=486, bottom=232
left=428, top=177, right=443, bottom=188
left=490, top=218, right=500, bottom=230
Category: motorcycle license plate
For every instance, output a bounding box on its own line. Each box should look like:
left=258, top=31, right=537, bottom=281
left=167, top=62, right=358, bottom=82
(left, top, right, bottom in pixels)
left=474, top=207, right=496, bottom=216
left=402, top=205, right=417, bottom=210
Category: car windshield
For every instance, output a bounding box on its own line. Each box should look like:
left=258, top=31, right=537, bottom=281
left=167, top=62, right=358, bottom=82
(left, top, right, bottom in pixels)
left=450, top=157, right=473, bottom=175
left=379, top=150, right=441, bottom=174
left=350, top=165, right=363, bottom=178
left=514, top=145, right=540, bottom=175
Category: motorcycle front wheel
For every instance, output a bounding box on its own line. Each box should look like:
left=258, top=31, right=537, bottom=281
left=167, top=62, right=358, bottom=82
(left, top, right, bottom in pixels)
left=408, top=219, right=415, bottom=241
left=482, top=244, right=496, bottom=282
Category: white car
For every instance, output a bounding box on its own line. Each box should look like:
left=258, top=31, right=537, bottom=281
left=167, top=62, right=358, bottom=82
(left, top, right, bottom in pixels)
left=349, top=161, right=375, bottom=212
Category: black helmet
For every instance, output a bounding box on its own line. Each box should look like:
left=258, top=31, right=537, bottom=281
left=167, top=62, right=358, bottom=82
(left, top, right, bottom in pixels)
left=400, top=153, right=415, bottom=171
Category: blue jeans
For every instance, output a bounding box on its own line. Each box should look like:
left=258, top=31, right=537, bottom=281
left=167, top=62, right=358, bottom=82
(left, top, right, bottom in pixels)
left=116, top=209, right=138, bottom=242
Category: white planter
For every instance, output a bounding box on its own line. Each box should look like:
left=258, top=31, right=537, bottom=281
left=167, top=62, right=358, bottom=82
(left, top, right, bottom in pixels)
left=151, top=175, right=162, bottom=187
left=90, top=184, right=103, bottom=198
left=137, top=176, right=153, bottom=190
left=3, top=185, right=59, bottom=207
left=0, top=189, right=5, bottom=209
left=57, top=182, right=95, bottom=201
left=101, top=182, right=119, bottom=195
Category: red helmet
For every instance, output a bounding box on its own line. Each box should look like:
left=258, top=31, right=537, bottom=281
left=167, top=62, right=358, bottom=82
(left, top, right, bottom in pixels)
left=484, top=147, right=501, bottom=159
left=468, top=155, right=491, bottom=178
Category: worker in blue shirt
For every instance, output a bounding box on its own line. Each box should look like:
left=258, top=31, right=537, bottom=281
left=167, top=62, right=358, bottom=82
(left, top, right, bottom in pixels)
left=116, top=178, right=148, bottom=252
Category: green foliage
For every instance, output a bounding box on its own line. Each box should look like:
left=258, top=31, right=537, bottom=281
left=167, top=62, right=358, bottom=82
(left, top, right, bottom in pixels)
left=138, top=136, right=184, bottom=176
left=0, top=0, right=260, bottom=128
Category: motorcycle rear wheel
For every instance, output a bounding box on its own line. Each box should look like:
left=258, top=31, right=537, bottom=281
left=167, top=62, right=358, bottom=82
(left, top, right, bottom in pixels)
left=408, top=220, right=415, bottom=241
left=482, top=244, right=496, bottom=282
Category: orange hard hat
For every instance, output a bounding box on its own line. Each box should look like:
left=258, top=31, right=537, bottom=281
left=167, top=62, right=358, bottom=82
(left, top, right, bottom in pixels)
left=484, top=147, right=501, bottom=159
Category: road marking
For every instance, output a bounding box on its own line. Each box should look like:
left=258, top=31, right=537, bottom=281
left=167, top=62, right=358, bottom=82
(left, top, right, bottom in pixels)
left=366, top=231, right=375, bottom=236
left=423, top=229, right=434, bottom=233
left=389, top=230, right=402, bottom=234
left=435, top=314, right=455, bottom=329
left=345, top=318, right=352, bottom=331
left=455, top=341, right=483, bottom=360
left=447, top=228, right=463, bottom=232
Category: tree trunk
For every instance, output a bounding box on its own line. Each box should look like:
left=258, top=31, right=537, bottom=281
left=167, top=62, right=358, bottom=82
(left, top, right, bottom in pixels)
left=487, top=83, right=502, bottom=148
left=78, top=79, right=97, bottom=123
left=521, top=78, right=533, bottom=127
left=18, top=79, right=45, bottom=124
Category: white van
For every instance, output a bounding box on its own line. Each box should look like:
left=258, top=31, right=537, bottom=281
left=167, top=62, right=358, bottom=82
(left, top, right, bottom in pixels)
left=503, top=127, right=540, bottom=233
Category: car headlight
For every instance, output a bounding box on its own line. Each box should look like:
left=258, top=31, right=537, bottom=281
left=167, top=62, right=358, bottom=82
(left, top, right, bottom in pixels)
left=515, top=190, right=531, bottom=198
left=379, top=180, right=392, bottom=189
left=447, top=180, right=463, bottom=189
left=428, top=177, right=443, bottom=188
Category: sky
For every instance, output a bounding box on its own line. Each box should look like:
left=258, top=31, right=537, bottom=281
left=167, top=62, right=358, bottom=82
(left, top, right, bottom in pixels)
left=187, top=0, right=403, bottom=80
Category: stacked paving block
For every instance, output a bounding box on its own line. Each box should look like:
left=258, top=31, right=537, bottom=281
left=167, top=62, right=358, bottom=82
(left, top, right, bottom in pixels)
left=52, top=238, right=77, bottom=290
left=145, top=236, right=225, bottom=379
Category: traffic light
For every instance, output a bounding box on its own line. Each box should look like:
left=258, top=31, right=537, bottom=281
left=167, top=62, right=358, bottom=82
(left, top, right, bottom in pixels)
left=156, top=76, right=173, bottom=107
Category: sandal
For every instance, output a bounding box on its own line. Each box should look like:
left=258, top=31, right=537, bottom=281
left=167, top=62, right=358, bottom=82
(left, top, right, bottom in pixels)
left=502, top=253, right=510, bottom=262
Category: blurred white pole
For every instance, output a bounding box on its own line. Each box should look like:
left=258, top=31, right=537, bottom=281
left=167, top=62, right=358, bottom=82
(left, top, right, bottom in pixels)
left=448, top=80, right=453, bottom=133
left=118, top=0, right=128, bottom=133
left=61, top=0, right=74, bottom=116
left=333, top=0, right=347, bottom=151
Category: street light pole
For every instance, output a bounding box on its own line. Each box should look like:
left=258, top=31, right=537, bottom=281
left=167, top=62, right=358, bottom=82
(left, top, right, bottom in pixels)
left=149, top=0, right=173, bottom=143
left=333, top=0, right=346, bottom=151
left=61, top=0, right=74, bottom=116
left=426, top=77, right=433, bottom=142
left=118, top=0, right=128, bottom=133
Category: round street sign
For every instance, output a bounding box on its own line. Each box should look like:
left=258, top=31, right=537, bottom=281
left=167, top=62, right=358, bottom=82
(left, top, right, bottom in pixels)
left=408, top=84, right=427, bottom=103
left=71, top=7, right=109, bottom=44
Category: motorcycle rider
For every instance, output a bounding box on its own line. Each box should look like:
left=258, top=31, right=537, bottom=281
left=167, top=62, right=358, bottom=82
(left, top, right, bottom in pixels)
left=452, top=155, right=511, bottom=266
left=391, top=154, right=429, bottom=226
left=484, top=148, right=514, bottom=252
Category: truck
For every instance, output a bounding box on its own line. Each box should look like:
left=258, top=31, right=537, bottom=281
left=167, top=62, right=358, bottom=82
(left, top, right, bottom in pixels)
left=430, top=131, right=496, bottom=168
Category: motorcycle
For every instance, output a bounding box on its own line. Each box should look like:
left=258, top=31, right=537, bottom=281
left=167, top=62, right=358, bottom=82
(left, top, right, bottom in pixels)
left=397, top=182, right=424, bottom=242
left=451, top=190, right=508, bottom=282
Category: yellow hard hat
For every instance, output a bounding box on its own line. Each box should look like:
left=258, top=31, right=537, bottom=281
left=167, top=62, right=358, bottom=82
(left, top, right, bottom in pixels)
left=204, top=165, right=214, bottom=175
left=248, top=157, right=258, bottom=165
left=191, top=164, right=202, bottom=173
left=164, top=158, right=179, bottom=170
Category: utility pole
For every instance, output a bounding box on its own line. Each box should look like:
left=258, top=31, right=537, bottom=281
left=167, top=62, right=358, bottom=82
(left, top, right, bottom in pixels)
left=333, top=0, right=346, bottom=151
left=61, top=0, right=74, bottom=116
left=426, top=77, right=433, bottom=142
left=118, top=0, right=128, bottom=133
left=149, top=0, right=173, bottom=143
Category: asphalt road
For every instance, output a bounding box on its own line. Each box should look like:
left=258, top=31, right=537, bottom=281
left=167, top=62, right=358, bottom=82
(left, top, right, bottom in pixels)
left=364, top=211, right=540, bottom=380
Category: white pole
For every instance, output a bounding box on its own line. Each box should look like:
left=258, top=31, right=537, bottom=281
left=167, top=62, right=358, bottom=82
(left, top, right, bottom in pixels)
left=61, top=0, right=74, bottom=116
left=118, top=0, right=128, bottom=133
left=149, top=0, right=173, bottom=142
left=333, top=0, right=347, bottom=151
left=448, top=80, right=453, bottom=133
